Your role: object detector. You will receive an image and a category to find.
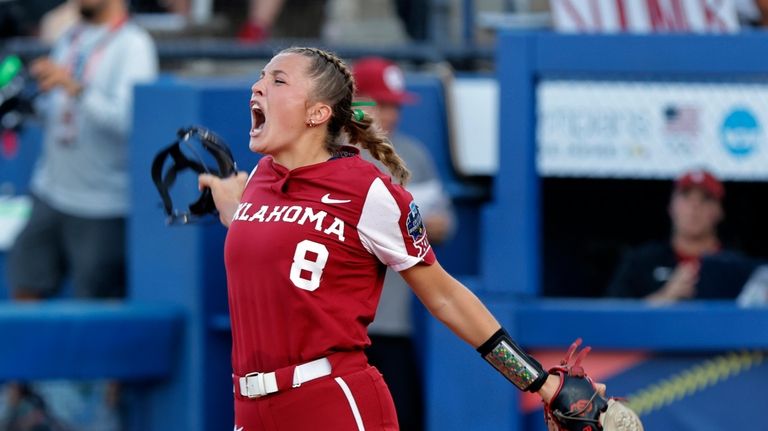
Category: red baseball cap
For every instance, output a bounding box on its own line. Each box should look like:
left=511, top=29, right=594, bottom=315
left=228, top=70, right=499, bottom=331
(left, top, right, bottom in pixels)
left=352, top=57, right=416, bottom=105
left=675, top=169, right=724, bottom=200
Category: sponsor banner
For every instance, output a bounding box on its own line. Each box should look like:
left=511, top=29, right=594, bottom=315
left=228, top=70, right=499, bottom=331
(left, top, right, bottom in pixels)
left=537, top=80, right=768, bottom=180
left=551, top=0, right=739, bottom=33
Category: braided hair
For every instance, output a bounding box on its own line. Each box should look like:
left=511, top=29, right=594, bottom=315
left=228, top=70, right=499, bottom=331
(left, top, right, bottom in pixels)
left=280, top=47, right=411, bottom=185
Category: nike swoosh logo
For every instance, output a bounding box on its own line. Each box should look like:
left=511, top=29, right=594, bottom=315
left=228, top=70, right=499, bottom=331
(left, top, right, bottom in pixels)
left=321, top=193, right=351, bottom=204
left=234, top=427, right=244, bottom=431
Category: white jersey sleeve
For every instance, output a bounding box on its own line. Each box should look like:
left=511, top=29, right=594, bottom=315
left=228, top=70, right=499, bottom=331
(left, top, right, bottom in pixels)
left=357, top=177, right=435, bottom=272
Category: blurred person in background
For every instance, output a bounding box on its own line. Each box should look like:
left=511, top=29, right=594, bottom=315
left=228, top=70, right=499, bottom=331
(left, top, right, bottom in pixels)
left=9, top=0, right=157, bottom=301
left=353, top=56, right=455, bottom=430
left=237, top=0, right=287, bottom=42
left=237, top=0, right=328, bottom=42
left=3, top=0, right=157, bottom=429
left=148, top=0, right=327, bottom=41
left=607, top=169, right=752, bottom=302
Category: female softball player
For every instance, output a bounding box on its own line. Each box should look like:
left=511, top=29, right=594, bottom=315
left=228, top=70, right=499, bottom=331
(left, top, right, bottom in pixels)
left=198, top=47, right=590, bottom=430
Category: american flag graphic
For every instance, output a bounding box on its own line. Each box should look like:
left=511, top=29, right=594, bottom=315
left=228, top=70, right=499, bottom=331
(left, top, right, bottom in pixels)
left=664, top=105, right=699, bottom=135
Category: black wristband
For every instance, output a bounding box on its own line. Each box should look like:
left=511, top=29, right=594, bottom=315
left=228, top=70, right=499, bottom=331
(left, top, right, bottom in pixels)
left=477, top=328, right=548, bottom=392
left=476, top=328, right=506, bottom=355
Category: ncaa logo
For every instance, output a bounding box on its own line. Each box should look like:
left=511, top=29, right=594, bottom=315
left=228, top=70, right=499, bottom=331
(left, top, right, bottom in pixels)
left=721, top=108, right=761, bottom=158
left=406, top=201, right=425, bottom=242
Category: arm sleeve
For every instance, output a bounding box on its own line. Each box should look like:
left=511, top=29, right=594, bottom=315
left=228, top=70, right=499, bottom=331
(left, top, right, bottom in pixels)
left=357, top=177, right=436, bottom=272
left=78, top=30, right=158, bottom=134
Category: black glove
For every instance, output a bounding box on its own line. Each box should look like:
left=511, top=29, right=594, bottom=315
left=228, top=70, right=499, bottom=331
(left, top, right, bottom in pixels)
left=543, top=338, right=608, bottom=431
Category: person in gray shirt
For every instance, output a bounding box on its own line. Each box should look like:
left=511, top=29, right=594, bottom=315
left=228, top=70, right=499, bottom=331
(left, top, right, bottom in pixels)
left=8, top=0, right=158, bottom=300
left=353, top=57, right=455, bottom=430
left=4, top=3, right=156, bottom=427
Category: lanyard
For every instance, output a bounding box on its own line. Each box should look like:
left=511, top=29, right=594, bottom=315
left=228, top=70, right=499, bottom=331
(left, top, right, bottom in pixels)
left=65, top=16, right=128, bottom=83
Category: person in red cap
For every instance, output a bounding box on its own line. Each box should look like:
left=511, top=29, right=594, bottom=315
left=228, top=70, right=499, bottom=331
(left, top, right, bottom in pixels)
left=352, top=57, right=454, bottom=239
left=352, top=56, right=455, bottom=430
left=607, top=168, right=731, bottom=300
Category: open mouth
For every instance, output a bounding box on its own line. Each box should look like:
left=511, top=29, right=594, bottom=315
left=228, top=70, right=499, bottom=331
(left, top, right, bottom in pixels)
left=250, top=101, right=266, bottom=136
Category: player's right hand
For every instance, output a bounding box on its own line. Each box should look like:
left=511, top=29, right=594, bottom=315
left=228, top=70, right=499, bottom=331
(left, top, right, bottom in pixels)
left=652, top=261, right=699, bottom=302
left=198, top=171, right=248, bottom=227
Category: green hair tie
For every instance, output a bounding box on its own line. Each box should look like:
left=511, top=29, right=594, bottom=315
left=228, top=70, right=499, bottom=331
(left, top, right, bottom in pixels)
left=0, top=55, right=23, bottom=88
left=351, top=101, right=376, bottom=122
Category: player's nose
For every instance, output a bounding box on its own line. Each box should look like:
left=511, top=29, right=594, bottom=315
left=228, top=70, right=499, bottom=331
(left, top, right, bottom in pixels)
left=251, top=80, right=264, bottom=96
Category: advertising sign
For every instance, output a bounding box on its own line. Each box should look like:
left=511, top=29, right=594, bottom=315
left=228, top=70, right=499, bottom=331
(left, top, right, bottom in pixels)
left=538, top=80, right=768, bottom=180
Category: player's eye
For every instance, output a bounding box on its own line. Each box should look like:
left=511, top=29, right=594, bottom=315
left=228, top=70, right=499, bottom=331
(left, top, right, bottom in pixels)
left=274, top=78, right=286, bottom=85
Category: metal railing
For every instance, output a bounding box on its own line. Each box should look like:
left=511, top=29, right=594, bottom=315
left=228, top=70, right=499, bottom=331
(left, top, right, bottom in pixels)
left=2, top=36, right=495, bottom=68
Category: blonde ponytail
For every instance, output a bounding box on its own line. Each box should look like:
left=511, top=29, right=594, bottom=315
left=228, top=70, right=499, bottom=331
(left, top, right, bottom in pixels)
left=346, top=111, right=411, bottom=185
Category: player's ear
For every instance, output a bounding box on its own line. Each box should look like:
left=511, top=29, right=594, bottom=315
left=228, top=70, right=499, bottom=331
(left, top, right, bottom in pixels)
left=306, top=102, right=332, bottom=127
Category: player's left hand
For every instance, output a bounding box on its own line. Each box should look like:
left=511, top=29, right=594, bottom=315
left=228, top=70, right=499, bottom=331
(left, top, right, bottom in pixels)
left=543, top=339, right=643, bottom=431
left=30, top=57, right=82, bottom=96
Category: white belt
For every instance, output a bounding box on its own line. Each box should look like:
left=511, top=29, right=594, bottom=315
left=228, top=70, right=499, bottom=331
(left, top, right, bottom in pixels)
left=238, top=357, right=332, bottom=398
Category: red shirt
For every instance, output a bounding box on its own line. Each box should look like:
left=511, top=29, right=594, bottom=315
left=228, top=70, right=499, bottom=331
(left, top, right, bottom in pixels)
left=224, top=148, right=435, bottom=374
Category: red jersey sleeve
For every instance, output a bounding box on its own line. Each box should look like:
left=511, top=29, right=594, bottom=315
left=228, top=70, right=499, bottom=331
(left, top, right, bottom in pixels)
left=357, top=177, right=436, bottom=271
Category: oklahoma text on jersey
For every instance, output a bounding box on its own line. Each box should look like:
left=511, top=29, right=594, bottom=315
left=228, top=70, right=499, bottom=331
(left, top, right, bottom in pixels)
left=232, top=203, right=346, bottom=242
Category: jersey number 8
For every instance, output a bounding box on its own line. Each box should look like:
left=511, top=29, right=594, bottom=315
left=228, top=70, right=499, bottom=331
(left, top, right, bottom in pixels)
left=290, top=240, right=329, bottom=291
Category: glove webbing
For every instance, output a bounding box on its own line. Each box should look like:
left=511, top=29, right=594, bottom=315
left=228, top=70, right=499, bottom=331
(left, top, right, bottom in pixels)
left=551, top=389, right=602, bottom=426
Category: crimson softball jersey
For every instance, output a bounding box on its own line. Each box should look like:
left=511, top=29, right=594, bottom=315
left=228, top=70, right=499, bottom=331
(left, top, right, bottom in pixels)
left=224, top=147, right=435, bottom=377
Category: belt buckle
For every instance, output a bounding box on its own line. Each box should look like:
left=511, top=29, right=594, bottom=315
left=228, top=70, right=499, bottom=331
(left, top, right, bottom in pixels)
left=244, top=371, right=267, bottom=398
